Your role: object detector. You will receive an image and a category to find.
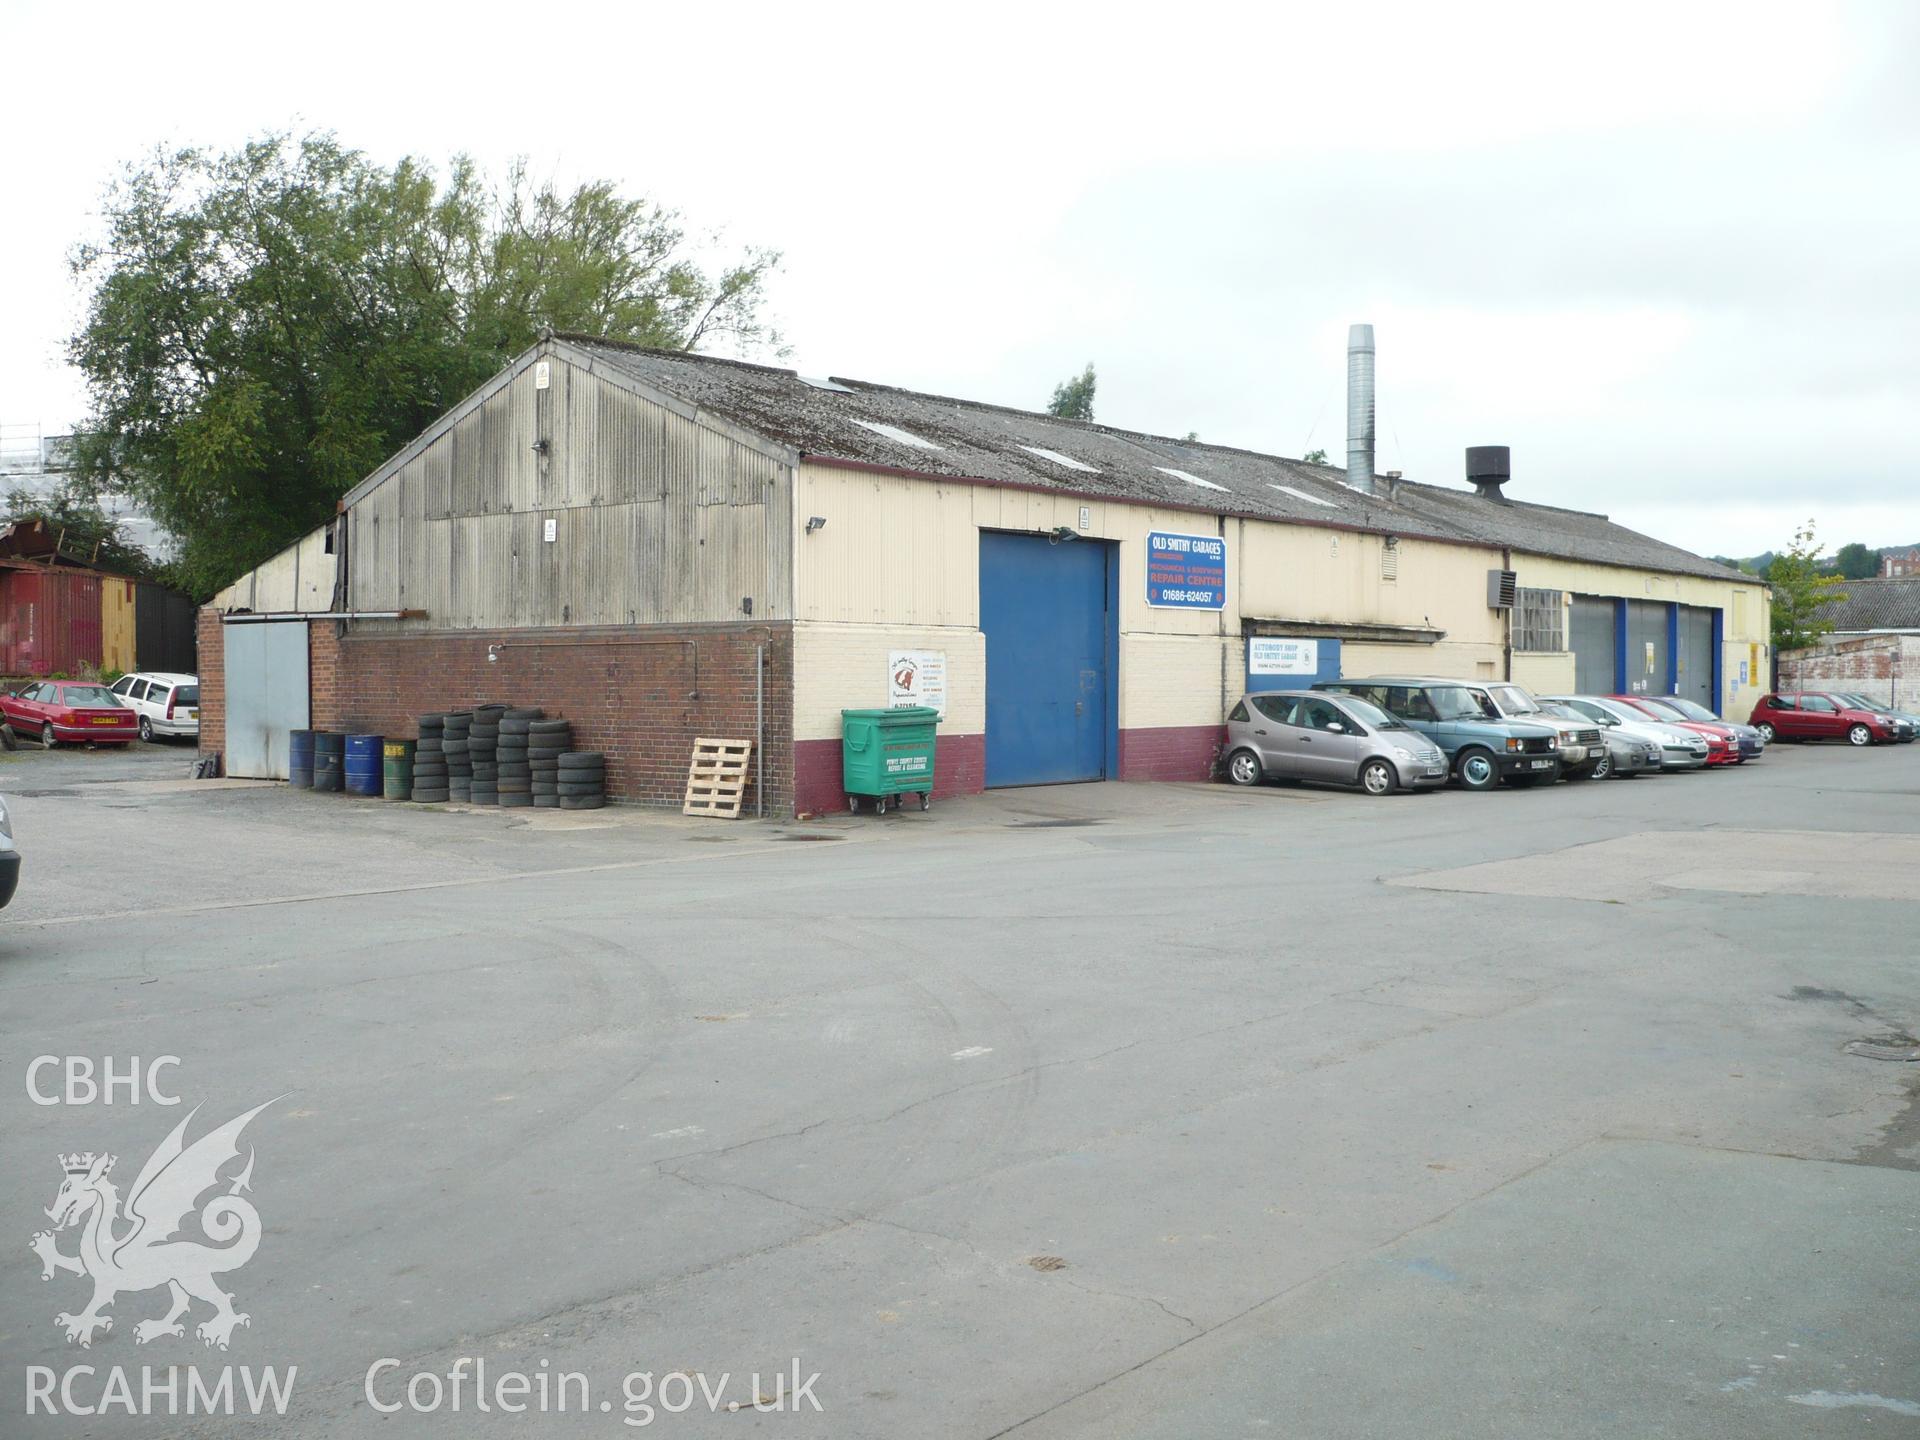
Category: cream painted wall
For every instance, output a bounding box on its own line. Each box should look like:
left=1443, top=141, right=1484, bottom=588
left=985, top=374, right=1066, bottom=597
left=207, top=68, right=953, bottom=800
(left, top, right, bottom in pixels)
left=211, top=525, right=336, bottom=613
left=793, top=623, right=985, bottom=743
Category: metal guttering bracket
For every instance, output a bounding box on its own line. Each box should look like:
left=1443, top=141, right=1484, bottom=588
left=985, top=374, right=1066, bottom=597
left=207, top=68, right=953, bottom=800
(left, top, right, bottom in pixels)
left=1242, top=617, right=1446, bottom=644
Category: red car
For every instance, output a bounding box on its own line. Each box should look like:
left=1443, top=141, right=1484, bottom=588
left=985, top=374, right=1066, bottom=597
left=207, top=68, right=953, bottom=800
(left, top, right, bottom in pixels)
left=1609, top=694, right=1743, bottom=764
left=1748, top=692, right=1898, bottom=747
left=1, top=680, right=138, bottom=748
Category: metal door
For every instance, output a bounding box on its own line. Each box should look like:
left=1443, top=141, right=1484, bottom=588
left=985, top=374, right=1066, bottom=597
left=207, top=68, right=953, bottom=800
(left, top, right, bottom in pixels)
left=1570, top=596, right=1619, bottom=694
left=1625, top=601, right=1671, bottom=695
left=222, top=621, right=310, bottom=778
left=980, top=533, right=1113, bottom=787
left=1674, top=606, right=1716, bottom=710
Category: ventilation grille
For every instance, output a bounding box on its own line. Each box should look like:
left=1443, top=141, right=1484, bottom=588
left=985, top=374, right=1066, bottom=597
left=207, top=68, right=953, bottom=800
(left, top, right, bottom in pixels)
left=1487, top=569, right=1518, bottom=609
left=1381, top=544, right=1399, bottom=582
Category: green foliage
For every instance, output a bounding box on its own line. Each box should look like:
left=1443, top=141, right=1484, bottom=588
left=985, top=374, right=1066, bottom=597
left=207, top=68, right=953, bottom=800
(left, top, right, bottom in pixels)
left=1046, top=363, right=1096, bottom=421
left=2, top=484, right=156, bottom=580
left=1832, top=541, right=1880, bottom=580
left=68, top=132, right=782, bottom=600
left=1766, top=521, right=1849, bottom=653
left=1302, top=448, right=1330, bottom=466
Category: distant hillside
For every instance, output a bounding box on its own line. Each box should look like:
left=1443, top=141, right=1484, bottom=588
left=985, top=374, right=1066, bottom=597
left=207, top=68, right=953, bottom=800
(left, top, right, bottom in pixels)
left=1708, top=543, right=1920, bottom=579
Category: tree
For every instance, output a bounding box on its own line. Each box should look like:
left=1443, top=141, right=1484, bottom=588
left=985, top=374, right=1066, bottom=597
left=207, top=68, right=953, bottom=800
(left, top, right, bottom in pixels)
left=1766, top=521, right=1848, bottom=653
left=1833, top=542, right=1880, bottom=580
left=1302, top=448, right=1329, bottom=465
left=67, top=132, right=782, bottom=599
left=1046, top=363, right=1096, bottom=421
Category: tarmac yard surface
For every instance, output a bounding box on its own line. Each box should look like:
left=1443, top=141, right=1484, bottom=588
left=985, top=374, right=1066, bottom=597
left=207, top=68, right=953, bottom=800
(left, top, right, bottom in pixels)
left=2, top=743, right=1917, bottom=1437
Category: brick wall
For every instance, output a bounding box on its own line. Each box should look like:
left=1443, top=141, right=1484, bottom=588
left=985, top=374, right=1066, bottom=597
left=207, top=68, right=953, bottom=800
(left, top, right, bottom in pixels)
left=1118, top=724, right=1225, bottom=781
left=1781, top=633, right=1919, bottom=708
left=195, top=608, right=225, bottom=761
left=330, top=623, right=793, bottom=813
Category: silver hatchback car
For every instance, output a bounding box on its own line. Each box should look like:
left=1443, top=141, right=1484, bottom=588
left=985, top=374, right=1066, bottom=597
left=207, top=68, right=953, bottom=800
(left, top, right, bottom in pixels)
left=1225, top=690, right=1450, bottom=795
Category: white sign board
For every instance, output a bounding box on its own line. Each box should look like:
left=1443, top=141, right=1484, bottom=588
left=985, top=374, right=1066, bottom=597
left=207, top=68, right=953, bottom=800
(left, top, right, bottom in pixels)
left=543, top=517, right=558, bottom=543
left=1248, top=637, right=1320, bottom=676
left=888, top=650, right=948, bottom=720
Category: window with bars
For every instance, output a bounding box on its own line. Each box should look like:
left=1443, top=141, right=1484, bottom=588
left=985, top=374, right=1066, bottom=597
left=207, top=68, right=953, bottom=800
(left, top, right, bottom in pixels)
left=1515, top=587, right=1566, bottom=652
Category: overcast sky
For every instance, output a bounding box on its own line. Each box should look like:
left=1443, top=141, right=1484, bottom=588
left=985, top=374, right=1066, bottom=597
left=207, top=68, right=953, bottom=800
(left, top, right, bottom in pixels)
left=3, top=1, right=1914, bottom=558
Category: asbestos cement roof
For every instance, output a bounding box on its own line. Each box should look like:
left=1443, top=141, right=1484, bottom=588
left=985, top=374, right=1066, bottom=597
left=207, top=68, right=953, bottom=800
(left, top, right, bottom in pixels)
left=1820, top=577, right=1920, bottom=633
left=557, top=335, right=1747, bottom=583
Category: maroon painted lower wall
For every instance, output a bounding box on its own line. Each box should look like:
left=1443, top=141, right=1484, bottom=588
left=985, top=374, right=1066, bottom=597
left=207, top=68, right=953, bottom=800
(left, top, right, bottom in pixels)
left=1117, top=724, right=1225, bottom=782
left=794, top=732, right=985, bottom=815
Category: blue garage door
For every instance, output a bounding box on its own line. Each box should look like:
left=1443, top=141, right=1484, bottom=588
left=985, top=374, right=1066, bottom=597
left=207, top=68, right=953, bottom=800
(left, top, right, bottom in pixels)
left=980, top=532, right=1114, bottom=787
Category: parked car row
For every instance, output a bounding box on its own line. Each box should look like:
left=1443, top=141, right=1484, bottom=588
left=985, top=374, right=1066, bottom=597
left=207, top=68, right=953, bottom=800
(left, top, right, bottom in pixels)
left=1224, top=674, right=1781, bottom=796
left=0, top=670, right=199, bottom=749
left=1749, top=691, right=1916, bottom=746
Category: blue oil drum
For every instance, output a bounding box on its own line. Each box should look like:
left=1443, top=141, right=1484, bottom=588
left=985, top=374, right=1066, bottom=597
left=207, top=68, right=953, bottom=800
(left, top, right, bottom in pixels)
left=344, top=733, right=384, bottom=796
left=288, top=729, right=315, bottom=789
left=313, top=731, right=344, bottom=793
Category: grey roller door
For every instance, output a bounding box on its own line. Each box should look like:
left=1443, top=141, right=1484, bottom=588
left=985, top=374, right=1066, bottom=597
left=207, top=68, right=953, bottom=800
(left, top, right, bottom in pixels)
left=1570, top=596, right=1618, bottom=694
left=1675, top=606, right=1716, bottom=710
left=1626, top=601, right=1671, bottom=695
left=223, top=621, right=310, bottom=778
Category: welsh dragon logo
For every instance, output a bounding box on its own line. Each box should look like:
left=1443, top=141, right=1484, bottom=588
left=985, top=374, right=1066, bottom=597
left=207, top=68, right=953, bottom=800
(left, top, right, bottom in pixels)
left=29, top=1098, right=278, bottom=1350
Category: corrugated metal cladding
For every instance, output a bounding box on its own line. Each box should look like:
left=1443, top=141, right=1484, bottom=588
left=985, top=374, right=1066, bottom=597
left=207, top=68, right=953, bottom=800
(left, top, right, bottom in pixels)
left=347, top=352, right=792, bottom=630
left=0, top=569, right=102, bottom=676
left=1570, top=595, right=1618, bottom=694
left=101, top=577, right=138, bottom=673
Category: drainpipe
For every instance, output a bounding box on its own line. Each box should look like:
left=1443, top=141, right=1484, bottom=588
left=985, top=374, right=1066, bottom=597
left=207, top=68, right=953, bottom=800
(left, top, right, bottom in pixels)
left=755, top=642, right=765, bottom=819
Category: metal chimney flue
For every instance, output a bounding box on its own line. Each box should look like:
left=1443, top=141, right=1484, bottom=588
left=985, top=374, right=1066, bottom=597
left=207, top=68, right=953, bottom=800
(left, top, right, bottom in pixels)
left=1466, top=445, right=1512, bottom=504
left=1345, top=323, right=1375, bottom=496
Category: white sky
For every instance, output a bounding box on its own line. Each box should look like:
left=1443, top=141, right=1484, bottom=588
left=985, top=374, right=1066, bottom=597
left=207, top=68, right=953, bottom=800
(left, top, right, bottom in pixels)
left=3, top=0, right=1915, bottom=558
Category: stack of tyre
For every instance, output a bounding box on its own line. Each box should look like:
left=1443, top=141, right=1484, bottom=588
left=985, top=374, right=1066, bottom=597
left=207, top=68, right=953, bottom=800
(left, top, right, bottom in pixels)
left=557, top=751, right=607, bottom=810
left=527, top=719, right=573, bottom=808
left=411, top=715, right=449, bottom=802
left=444, top=711, right=474, bottom=801
left=496, top=707, right=544, bottom=808
left=468, top=703, right=508, bottom=805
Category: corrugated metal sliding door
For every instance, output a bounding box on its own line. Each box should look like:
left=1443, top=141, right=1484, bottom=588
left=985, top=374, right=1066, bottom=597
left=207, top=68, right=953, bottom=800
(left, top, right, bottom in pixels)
left=223, top=621, right=310, bottom=779
left=1625, top=600, right=1671, bottom=695
left=1675, top=605, right=1716, bottom=710
left=980, top=532, right=1114, bottom=787
left=1569, top=596, right=1618, bottom=694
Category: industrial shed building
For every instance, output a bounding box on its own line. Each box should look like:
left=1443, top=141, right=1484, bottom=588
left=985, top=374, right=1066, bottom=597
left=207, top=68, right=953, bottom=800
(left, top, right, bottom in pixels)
left=201, top=331, right=1767, bottom=812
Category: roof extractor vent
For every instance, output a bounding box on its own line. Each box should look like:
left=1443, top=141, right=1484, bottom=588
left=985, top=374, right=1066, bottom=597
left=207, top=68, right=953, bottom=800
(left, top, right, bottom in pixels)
left=1487, top=569, right=1518, bottom=609
left=1467, top=445, right=1512, bottom=504
left=851, top=419, right=941, bottom=451
left=1153, top=466, right=1227, bottom=492
left=799, top=374, right=853, bottom=394
left=1018, top=445, right=1100, bottom=473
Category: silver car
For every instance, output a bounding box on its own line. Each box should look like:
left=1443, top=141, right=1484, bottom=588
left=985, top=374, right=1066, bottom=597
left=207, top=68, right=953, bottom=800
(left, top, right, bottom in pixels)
left=1538, top=700, right=1659, bottom=776
left=1544, top=696, right=1711, bottom=770
left=1225, top=690, right=1450, bottom=796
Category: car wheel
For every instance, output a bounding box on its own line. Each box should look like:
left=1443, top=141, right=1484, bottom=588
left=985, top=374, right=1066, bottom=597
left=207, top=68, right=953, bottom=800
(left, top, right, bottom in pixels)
left=138, top=716, right=153, bottom=742
left=1454, top=748, right=1497, bottom=791
left=41, top=723, right=57, bottom=750
left=1226, top=748, right=1264, bottom=787
left=1848, top=723, right=1873, bottom=747
left=1755, top=722, right=1775, bottom=743
left=1590, top=750, right=1613, bottom=780
left=1359, top=759, right=1395, bottom=796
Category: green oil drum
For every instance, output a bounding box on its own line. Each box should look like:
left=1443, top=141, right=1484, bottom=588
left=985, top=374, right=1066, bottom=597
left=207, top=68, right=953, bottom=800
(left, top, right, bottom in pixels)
left=383, top=738, right=417, bottom=800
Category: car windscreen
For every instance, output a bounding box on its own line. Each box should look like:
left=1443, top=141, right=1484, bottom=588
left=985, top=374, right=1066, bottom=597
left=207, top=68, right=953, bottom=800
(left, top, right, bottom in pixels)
left=1428, top=686, right=1489, bottom=720
left=1661, top=697, right=1717, bottom=721
left=175, top=685, right=200, bottom=705
left=1338, top=696, right=1406, bottom=731
left=1539, top=702, right=1585, bottom=722
left=62, top=685, right=123, bottom=707
left=1485, top=684, right=1537, bottom=715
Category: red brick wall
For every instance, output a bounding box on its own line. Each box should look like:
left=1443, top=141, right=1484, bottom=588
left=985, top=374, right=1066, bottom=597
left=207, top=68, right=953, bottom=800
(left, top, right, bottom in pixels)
left=1118, top=724, right=1224, bottom=782
left=793, top=731, right=984, bottom=816
left=195, top=608, right=225, bottom=761
left=331, top=623, right=793, bottom=813
left=1781, top=634, right=1917, bottom=708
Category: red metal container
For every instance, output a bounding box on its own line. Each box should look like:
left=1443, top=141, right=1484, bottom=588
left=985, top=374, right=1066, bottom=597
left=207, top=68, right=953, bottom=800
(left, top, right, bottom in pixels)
left=0, top=566, right=105, bottom=677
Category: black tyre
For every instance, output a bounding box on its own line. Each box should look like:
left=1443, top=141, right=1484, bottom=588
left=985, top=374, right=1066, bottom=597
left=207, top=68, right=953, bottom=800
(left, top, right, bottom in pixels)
left=559, top=794, right=606, bottom=810
left=532, top=794, right=561, bottom=808
left=1590, top=750, right=1614, bottom=780
left=412, top=789, right=449, bottom=803
left=499, top=792, right=533, bottom=808
left=529, top=719, right=571, bottom=733
left=1359, top=758, right=1395, bottom=796
left=42, top=723, right=57, bottom=749
left=1848, top=723, right=1873, bottom=747
left=558, top=752, right=605, bottom=769
left=139, top=716, right=154, bottom=742
left=557, top=781, right=605, bottom=796
left=1225, top=749, right=1263, bottom=787
left=498, top=780, right=531, bottom=794
left=1454, top=748, right=1498, bottom=791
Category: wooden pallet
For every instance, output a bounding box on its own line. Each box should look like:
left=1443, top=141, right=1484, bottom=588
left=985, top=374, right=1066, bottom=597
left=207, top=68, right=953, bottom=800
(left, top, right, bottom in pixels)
left=683, top=737, right=754, bottom=818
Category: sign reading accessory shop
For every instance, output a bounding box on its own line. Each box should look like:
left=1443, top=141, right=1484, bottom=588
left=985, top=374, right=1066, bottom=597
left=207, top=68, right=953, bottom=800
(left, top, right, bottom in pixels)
left=1145, top=531, right=1227, bottom=610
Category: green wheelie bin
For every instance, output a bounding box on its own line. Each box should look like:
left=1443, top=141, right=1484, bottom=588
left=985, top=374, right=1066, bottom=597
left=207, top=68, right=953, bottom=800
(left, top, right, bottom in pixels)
left=842, top=706, right=939, bottom=814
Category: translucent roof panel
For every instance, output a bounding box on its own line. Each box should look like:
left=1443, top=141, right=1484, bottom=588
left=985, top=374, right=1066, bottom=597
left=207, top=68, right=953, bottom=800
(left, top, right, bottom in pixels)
left=799, top=375, right=853, bottom=394
left=850, top=419, right=941, bottom=450
left=1271, top=483, right=1338, bottom=508
left=1155, top=467, right=1228, bottom=492
left=1017, top=445, right=1100, bottom=473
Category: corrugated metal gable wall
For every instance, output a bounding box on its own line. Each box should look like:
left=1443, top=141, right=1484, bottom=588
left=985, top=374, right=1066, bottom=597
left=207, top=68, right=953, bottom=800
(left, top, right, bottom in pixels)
left=349, top=354, right=791, bottom=629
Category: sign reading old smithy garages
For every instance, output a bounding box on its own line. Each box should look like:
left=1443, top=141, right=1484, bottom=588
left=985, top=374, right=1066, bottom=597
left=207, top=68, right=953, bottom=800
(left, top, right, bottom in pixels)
left=1145, top=531, right=1227, bottom=610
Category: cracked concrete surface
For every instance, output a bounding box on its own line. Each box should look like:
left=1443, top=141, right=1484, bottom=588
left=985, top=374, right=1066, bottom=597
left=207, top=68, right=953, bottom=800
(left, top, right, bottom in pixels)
left=2, top=742, right=1917, bottom=1436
